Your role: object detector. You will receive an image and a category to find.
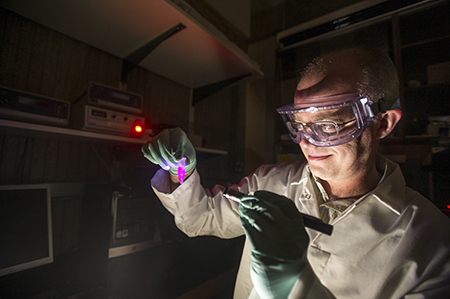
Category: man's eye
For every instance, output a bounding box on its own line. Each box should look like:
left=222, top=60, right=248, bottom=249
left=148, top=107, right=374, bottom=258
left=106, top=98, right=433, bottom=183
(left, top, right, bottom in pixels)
left=319, top=123, right=336, bottom=132
left=293, top=122, right=304, bottom=130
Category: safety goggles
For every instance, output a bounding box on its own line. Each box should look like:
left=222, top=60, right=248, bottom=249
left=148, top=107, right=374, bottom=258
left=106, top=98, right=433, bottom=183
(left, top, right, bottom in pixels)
left=277, top=93, right=386, bottom=147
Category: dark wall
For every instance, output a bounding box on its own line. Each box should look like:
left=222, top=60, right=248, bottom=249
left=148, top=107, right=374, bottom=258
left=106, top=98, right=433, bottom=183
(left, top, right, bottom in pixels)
left=0, top=7, right=193, bottom=185
left=0, top=8, right=244, bottom=298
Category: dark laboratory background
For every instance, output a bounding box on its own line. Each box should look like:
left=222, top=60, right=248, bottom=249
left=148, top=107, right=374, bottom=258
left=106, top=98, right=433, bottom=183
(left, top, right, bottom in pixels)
left=0, top=0, right=449, bottom=298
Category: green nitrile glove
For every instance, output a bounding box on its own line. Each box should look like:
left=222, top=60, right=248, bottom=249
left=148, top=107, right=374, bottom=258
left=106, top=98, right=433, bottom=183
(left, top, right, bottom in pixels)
left=141, top=128, right=197, bottom=176
left=239, top=190, right=309, bottom=299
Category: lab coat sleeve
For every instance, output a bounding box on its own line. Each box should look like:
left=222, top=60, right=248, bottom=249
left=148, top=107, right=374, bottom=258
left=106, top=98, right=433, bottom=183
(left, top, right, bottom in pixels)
left=150, top=161, right=302, bottom=240
left=151, top=168, right=244, bottom=239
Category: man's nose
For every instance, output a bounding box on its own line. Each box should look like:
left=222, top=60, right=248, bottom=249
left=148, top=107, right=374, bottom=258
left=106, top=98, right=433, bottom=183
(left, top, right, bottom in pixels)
left=299, top=135, right=314, bottom=149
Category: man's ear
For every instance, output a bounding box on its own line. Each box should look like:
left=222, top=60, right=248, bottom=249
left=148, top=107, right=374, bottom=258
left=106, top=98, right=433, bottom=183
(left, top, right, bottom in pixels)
left=376, top=109, right=403, bottom=140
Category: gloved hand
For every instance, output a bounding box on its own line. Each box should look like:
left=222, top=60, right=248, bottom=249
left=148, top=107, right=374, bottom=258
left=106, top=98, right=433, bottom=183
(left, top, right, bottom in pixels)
left=141, top=128, right=196, bottom=176
left=239, top=190, right=309, bottom=299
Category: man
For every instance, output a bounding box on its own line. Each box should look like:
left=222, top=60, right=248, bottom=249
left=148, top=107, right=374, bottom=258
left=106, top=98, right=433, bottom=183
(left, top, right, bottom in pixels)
left=142, top=48, right=450, bottom=298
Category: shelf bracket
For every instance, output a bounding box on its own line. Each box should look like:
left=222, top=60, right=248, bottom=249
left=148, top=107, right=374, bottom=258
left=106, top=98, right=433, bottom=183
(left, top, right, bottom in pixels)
left=192, top=73, right=251, bottom=105
left=121, top=22, right=187, bottom=84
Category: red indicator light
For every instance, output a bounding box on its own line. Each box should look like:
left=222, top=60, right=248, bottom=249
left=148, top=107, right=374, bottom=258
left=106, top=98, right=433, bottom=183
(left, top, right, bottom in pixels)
left=447, top=205, right=450, bottom=210
left=131, top=119, right=144, bottom=137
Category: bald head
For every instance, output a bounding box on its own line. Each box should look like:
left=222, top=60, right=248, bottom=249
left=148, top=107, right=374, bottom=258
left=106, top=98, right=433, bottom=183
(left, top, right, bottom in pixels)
left=297, top=48, right=399, bottom=104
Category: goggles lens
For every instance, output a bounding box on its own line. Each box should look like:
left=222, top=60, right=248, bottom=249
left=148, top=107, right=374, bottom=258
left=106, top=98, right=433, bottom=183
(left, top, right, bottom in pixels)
left=290, top=118, right=357, bottom=138
left=277, top=94, right=375, bottom=147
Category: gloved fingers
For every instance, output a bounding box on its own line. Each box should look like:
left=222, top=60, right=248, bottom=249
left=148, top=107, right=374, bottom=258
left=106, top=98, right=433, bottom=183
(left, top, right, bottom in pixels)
left=239, top=204, right=307, bottom=241
left=142, top=137, right=177, bottom=170
left=254, top=191, right=304, bottom=221
left=240, top=195, right=291, bottom=227
left=239, top=195, right=279, bottom=216
left=141, top=141, right=157, bottom=164
left=141, top=140, right=169, bottom=168
left=176, top=130, right=197, bottom=173
left=239, top=210, right=282, bottom=255
left=239, top=206, right=283, bottom=236
left=239, top=193, right=310, bottom=261
left=239, top=199, right=307, bottom=236
left=166, top=128, right=197, bottom=174
left=157, top=137, right=180, bottom=167
left=167, top=129, right=185, bottom=160
left=240, top=210, right=308, bottom=262
left=253, top=190, right=289, bottom=204
left=141, top=128, right=197, bottom=174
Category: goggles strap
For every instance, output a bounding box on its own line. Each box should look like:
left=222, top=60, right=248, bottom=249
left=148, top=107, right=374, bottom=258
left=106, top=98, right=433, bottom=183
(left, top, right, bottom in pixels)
left=370, top=98, right=401, bottom=115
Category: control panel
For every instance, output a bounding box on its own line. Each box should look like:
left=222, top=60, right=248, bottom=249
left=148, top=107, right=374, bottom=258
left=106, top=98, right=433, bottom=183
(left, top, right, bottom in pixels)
left=0, top=86, right=70, bottom=126
left=88, top=82, right=143, bottom=115
left=71, top=105, right=145, bottom=136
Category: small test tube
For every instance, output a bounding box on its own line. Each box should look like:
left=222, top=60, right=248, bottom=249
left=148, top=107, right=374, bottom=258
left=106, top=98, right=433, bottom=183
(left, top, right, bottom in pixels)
left=177, top=157, right=186, bottom=184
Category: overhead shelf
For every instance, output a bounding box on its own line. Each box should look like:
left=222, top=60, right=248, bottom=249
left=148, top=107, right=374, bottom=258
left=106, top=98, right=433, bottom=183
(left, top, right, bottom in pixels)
left=1, top=0, right=263, bottom=89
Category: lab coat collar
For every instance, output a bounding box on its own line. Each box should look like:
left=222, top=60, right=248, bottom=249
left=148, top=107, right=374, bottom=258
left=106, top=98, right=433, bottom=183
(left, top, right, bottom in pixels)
left=294, top=155, right=405, bottom=225
left=328, top=155, right=405, bottom=224
left=291, top=165, right=322, bottom=219
left=370, top=155, right=405, bottom=215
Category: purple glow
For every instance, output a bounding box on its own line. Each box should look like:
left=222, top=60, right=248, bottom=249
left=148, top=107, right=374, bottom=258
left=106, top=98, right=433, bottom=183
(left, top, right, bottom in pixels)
left=178, top=157, right=186, bottom=184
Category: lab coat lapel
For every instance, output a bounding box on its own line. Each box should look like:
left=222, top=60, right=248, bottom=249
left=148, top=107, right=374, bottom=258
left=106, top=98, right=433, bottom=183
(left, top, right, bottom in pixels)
left=306, top=158, right=407, bottom=296
left=293, top=165, right=321, bottom=218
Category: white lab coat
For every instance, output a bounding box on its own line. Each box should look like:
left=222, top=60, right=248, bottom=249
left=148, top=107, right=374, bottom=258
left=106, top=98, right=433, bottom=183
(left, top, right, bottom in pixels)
left=151, top=156, right=450, bottom=298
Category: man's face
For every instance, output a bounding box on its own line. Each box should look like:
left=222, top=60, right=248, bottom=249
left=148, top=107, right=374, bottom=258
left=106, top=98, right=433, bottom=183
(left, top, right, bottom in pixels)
left=295, top=58, right=378, bottom=183
left=299, top=116, right=377, bottom=183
